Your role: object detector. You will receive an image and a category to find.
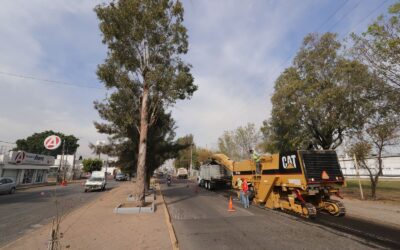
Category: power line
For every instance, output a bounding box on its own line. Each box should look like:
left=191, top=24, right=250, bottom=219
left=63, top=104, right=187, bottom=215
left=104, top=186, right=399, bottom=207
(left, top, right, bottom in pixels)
left=0, top=71, right=105, bottom=90
left=343, top=0, right=390, bottom=38
left=269, top=1, right=352, bottom=76
left=314, top=0, right=349, bottom=32
left=0, top=140, right=16, bottom=144
left=270, top=0, right=385, bottom=78
left=327, top=0, right=362, bottom=32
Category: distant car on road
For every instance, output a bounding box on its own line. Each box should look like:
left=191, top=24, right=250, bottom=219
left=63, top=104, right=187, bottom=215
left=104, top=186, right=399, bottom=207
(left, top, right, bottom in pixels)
left=115, top=173, right=128, bottom=181
left=0, top=177, right=16, bottom=194
left=84, top=171, right=106, bottom=192
left=177, top=168, right=188, bottom=179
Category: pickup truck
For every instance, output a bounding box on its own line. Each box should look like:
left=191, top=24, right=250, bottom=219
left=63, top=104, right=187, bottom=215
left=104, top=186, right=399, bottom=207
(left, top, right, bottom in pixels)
left=84, top=171, right=106, bottom=192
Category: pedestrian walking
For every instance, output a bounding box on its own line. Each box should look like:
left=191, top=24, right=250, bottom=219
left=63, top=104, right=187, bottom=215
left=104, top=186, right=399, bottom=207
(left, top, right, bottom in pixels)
left=242, top=179, right=249, bottom=208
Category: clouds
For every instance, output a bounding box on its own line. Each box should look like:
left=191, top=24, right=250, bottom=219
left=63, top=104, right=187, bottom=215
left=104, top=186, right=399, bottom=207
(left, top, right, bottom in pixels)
left=0, top=0, right=395, bottom=156
left=0, top=0, right=107, bottom=157
left=174, top=0, right=317, bottom=148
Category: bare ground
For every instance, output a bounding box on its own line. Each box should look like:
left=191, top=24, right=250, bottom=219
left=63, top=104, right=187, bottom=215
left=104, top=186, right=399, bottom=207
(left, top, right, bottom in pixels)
left=2, top=182, right=172, bottom=250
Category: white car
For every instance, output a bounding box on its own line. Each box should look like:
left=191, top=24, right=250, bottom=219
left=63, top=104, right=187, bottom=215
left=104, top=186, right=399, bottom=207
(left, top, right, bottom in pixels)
left=0, top=177, right=16, bottom=194
left=84, top=171, right=106, bottom=192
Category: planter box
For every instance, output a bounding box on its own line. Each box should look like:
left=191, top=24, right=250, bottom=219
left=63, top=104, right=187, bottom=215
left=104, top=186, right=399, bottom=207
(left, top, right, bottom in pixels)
left=114, top=200, right=155, bottom=214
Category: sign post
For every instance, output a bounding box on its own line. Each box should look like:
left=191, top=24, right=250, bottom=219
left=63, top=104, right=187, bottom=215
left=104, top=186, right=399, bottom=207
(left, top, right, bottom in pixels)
left=353, top=154, right=364, bottom=200
left=44, top=135, right=63, bottom=183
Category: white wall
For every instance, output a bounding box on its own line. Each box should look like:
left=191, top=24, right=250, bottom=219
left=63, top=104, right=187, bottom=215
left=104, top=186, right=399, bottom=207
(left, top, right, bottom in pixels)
left=339, top=155, right=400, bottom=177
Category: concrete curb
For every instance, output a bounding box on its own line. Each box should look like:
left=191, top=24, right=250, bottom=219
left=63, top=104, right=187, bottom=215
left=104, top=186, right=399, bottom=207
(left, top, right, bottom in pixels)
left=158, top=184, right=179, bottom=250
left=16, top=183, right=56, bottom=190
left=16, top=180, right=86, bottom=190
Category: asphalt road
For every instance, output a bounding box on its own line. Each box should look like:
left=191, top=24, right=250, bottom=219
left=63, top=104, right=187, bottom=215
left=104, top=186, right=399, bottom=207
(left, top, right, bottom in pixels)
left=161, top=178, right=399, bottom=250
left=0, top=180, right=120, bottom=247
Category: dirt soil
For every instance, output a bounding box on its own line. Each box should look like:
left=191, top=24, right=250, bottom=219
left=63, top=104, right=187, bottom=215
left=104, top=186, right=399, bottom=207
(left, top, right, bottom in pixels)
left=336, top=180, right=400, bottom=229
left=2, top=182, right=172, bottom=250
left=339, top=197, right=400, bottom=229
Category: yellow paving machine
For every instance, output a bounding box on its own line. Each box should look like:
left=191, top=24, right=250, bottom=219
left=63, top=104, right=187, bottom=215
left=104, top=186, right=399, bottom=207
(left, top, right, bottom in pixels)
left=211, top=150, right=346, bottom=218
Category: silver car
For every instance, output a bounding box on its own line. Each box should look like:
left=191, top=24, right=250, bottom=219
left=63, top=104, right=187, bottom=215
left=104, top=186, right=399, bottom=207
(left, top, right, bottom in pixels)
left=0, top=177, right=16, bottom=194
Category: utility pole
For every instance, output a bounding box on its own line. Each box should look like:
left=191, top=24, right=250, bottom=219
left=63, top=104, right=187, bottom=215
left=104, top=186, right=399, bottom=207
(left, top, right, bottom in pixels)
left=189, top=144, right=193, bottom=177
left=71, top=152, right=76, bottom=180
left=105, top=155, right=108, bottom=185
left=57, top=140, right=65, bottom=183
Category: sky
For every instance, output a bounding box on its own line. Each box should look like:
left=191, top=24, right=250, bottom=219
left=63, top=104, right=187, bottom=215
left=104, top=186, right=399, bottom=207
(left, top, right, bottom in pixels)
left=0, top=0, right=396, bottom=157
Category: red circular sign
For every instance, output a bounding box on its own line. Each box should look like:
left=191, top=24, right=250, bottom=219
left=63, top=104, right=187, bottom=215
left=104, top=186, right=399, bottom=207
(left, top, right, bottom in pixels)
left=14, top=151, right=26, bottom=164
left=44, top=135, right=62, bottom=150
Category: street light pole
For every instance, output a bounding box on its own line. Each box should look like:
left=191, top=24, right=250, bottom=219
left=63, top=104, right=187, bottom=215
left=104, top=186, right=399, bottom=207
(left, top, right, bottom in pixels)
left=57, top=140, right=65, bottom=183
left=189, top=144, right=193, bottom=177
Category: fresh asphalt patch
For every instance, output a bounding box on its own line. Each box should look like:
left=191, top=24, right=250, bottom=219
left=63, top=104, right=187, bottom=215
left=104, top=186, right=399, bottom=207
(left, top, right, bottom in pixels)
left=216, top=187, right=400, bottom=249
left=161, top=179, right=387, bottom=250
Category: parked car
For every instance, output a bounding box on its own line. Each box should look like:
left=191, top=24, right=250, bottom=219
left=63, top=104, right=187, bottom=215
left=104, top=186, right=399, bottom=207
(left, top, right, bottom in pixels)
left=115, top=173, right=128, bottom=181
left=0, top=177, right=16, bottom=194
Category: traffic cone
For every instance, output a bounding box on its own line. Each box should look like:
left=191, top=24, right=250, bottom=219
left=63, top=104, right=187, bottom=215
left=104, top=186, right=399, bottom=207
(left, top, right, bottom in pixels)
left=228, top=196, right=236, bottom=212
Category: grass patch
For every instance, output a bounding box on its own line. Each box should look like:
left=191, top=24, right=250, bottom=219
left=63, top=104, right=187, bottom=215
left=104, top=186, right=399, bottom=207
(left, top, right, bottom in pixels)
left=345, top=180, right=400, bottom=190
left=342, top=179, right=400, bottom=203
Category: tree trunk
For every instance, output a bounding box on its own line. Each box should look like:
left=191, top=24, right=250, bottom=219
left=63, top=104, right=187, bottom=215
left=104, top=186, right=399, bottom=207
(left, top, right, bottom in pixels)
left=371, top=148, right=383, bottom=200
left=371, top=179, right=377, bottom=199
left=145, top=170, right=151, bottom=191
left=135, top=82, right=149, bottom=206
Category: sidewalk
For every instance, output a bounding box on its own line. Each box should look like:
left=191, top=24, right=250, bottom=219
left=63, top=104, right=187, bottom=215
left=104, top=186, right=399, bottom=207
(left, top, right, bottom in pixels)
left=3, top=182, right=173, bottom=250
left=341, top=198, right=400, bottom=229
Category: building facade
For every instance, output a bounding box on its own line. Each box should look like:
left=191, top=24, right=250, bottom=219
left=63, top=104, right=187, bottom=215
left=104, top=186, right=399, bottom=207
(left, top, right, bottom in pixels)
left=48, top=155, right=83, bottom=181
left=0, top=151, right=54, bottom=185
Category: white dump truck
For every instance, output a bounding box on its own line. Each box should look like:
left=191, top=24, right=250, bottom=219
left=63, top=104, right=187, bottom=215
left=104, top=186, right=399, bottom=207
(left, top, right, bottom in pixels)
left=176, top=168, right=188, bottom=179
left=199, top=163, right=232, bottom=190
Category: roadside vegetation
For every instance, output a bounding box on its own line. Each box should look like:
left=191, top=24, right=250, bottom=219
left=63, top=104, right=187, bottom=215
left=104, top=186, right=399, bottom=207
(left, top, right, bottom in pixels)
left=213, top=2, right=400, bottom=200
left=173, top=134, right=214, bottom=170
left=14, top=130, right=79, bottom=157
left=93, top=0, right=197, bottom=205
left=82, top=158, right=103, bottom=173
left=343, top=179, right=400, bottom=203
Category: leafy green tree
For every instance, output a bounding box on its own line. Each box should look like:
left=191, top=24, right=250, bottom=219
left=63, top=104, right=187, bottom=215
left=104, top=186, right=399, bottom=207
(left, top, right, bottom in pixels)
left=262, top=33, right=377, bottom=152
left=351, top=2, right=400, bottom=90
left=218, top=123, right=261, bottom=161
left=93, top=81, right=185, bottom=187
left=15, top=130, right=79, bottom=157
left=348, top=81, right=400, bottom=199
left=95, top=0, right=196, bottom=205
left=194, top=147, right=214, bottom=168
left=173, top=136, right=214, bottom=169
left=173, top=135, right=193, bottom=169
left=82, top=158, right=103, bottom=173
